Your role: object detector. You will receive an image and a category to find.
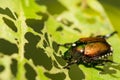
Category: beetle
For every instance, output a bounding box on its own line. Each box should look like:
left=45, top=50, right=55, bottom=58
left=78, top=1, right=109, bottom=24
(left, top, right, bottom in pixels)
left=58, top=31, right=117, bottom=69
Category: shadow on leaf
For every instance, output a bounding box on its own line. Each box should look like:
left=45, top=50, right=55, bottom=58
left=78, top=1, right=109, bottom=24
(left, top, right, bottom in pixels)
left=99, top=63, right=120, bottom=78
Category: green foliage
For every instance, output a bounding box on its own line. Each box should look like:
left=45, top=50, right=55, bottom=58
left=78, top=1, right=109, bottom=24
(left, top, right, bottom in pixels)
left=99, top=0, right=120, bottom=37
left=0, top=0, right=120, bottom=80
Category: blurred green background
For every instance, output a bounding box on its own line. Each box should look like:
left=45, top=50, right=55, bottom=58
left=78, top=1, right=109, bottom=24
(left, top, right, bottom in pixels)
left=0, top=0, right=120, bottom=80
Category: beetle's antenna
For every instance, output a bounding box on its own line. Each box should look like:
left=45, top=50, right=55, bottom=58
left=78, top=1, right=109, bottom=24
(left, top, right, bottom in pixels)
left=97, top=31, right=117, bottom=39
left=104, top=31, right=117, bottom=39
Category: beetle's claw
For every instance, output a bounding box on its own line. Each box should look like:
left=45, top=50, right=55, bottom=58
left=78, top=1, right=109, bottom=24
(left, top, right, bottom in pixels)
left=63, top=66, right=70, bottom=69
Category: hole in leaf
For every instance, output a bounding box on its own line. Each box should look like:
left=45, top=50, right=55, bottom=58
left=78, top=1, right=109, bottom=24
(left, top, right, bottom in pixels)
left=10, top=59, right=17, bottom=77
left=0, top=39, right=18, bottom=55
left=24, top=32, right=52, bottom=70
left=44, top=72, right=66, bottom=80
left=24, top=63, right=37, bottom=80
left=43, top=40, right=48, bottom=48
left=56, top=26, right=63, bottom=32
left=0, top=7, right=16, bottom=20
left=73, top=27, right=81, bottom=33
left=53, top=60, right=60, bottom=69
left=53, top=53, right=66, bottom=66
left=68, top=64, right=85, bottom=80
left=52, top=41, right=59, bottom=53
left=3, top=17, right=17, bottom=32
left=44, top=32, right=50, bottom=46
left=60, top=19, right=73, bottom=26
left=25, top=19, right=44, bottom=34
left=0, top=65, right=5, bottom=72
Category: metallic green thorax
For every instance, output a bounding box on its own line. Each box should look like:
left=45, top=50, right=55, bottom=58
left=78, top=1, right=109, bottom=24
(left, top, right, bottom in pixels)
left=63, top=44, right=85, bottom=63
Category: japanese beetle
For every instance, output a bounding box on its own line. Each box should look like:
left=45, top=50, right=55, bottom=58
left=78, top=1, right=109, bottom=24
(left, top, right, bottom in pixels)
left=59, top=31, right=117, bottom=69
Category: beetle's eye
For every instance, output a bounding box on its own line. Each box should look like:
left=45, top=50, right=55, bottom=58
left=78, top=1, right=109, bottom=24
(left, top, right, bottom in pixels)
left=72, top=43, right=76, bottom=47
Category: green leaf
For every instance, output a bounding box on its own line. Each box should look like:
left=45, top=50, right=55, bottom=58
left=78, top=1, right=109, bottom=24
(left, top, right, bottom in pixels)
left=99, top=0, right=120, bottom=37
left=0, top=0, right=120, bottom=80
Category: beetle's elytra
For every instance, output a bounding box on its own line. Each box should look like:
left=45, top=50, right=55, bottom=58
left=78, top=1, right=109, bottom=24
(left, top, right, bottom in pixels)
left=59, top=31, right=117, bottom=69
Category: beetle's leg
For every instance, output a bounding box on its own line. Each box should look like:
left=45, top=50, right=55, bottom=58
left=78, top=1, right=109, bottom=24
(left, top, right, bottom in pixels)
left=96, top=31, right=117, bottom=39
left=58, top=43, right=77, bottom=48
left=63, top=64, right=71, bottom=69
left=93, top=59, right=115, bottom=67
left=63, top=60, right=78, bottom=69
left=101, top=59, right=116, bottom=63
left=93, top=66, right=104, bottom=71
